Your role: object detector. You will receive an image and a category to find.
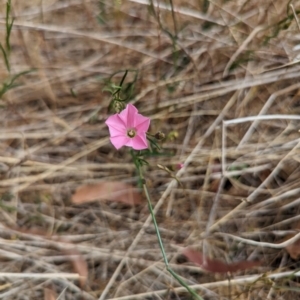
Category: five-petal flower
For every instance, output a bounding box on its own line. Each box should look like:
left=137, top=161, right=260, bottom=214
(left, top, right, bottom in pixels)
left=105, top=103, right=150, bottom=150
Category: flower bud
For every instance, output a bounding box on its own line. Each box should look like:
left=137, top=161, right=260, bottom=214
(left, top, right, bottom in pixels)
left=114, top=101, right=125, bottom=113
left=155, top=131, right=165, bottom=140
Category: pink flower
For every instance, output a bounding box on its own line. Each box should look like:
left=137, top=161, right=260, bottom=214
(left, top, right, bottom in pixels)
left=177, top=163, right=184, bottom=169
left=105, top=103, right=150, bottom=150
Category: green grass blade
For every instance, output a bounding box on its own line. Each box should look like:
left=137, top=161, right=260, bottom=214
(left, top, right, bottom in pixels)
left=0, top=43, right=10, bottom=72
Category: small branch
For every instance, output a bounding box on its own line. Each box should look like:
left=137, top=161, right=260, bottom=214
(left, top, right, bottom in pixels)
left=0, top=272, right=81, bottom=279
left=290, top=4, right=300, bottom=31
left=219, top=232, right=300, bottom=249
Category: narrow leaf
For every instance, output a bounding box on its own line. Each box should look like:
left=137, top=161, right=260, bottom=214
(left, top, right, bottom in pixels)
left=183, top=248, right=261, bottom=273
left=0, top=43, right=9, bottom=72
left=285, top=236, right=300, bottom=260
left=72, top=181, right=142, bottom=206
left=63, top=249, right=88, bottom=288
left=44, top=288, right=56, bottom=300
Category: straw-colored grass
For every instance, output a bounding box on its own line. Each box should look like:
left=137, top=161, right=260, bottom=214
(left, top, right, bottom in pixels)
left=0, top=0, right=300, bottom=299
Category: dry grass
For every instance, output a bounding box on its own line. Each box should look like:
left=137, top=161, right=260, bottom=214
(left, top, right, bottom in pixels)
left=0, top=0, right=300, bottom=299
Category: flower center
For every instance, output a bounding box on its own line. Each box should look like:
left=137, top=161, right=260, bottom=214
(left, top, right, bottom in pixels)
left=127, top=129, right=136, bottom=138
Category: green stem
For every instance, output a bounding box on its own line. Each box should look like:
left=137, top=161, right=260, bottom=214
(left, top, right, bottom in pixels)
left=136, top=161, right=203, bottom=300
left=119, top=70, right=128, bottom=88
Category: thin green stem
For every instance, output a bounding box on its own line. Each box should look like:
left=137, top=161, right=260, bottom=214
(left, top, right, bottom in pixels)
left=136, top=161, right=203, bottom=300
left=138, top=164, right=169, bottom=266
left=119, top=69, right=128, bottom=88
left=169, top=0, right=178, bottom=37
left=6, top=0, right=13, bottom=53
